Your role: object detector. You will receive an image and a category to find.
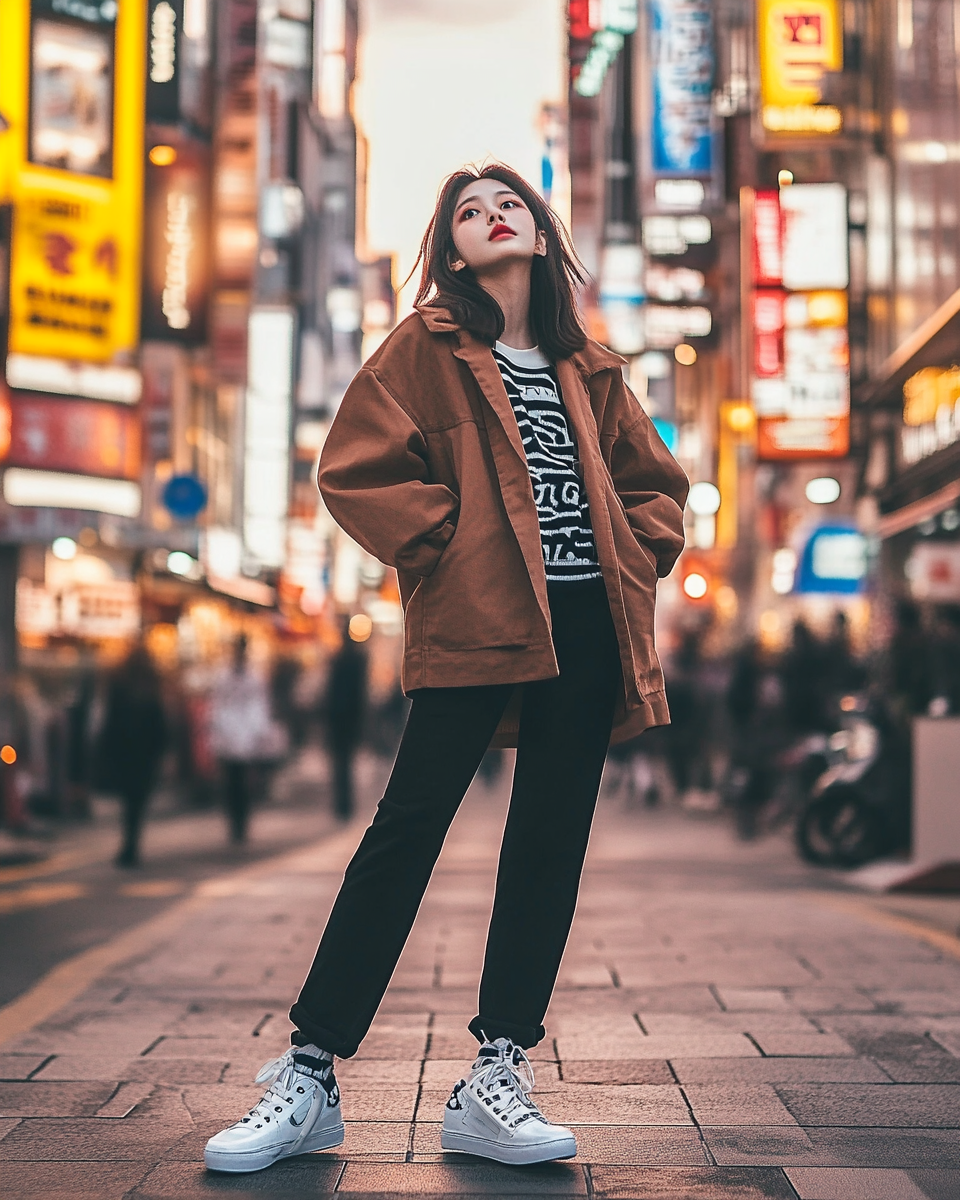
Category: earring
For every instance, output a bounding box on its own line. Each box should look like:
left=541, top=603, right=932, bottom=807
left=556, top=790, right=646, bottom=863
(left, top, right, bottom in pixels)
left=450, top=259, right=466, bottom=272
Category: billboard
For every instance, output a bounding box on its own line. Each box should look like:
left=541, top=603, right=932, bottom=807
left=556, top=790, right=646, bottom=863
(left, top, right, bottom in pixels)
left=749, top=184, right=850, bottom=459
left=758, top=0, right=842, bottom=134
left=780, top=182, right=848, bottom=290
left=2, top=392, right=140, bottom=478
left=650, top=0, right=715, bottom=176
left=0, top=0, right=146, bottom=369
left=30, top=6, right=115, bottom=178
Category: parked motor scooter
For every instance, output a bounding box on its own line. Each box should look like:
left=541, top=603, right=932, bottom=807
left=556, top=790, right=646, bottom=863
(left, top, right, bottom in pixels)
left=795, top=695, right=911, bottom=868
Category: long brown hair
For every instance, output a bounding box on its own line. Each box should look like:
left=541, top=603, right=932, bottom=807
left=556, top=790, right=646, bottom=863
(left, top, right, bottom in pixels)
left=413, top=163, right=587, bottom=360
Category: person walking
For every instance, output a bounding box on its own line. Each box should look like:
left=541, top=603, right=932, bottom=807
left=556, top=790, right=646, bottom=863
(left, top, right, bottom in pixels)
left=324, top=621, right=369, bottom=820
left=205, top=164, right=687, bottom=1173
left=209, top=634, right=286, bottom=844
left=97, top=645, right=169, bottom=868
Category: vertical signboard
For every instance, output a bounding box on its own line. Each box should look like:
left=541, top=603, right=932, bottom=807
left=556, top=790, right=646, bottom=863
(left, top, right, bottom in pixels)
left=147, top=0, right=183, bottom=123
left=650, top=0, right=715, bottom=175
left=0, top=0, right=146, bottom=371
left=758, top=0, right=842, bottom=134
left=750, top=183, right=850, bottom=459
left=141, top=135, right=211, bottom=343
left=244, top=308, right=294, bottom=569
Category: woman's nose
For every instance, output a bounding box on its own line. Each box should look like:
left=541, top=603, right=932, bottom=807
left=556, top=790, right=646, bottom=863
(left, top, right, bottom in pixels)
left=488, top=212, right=504, bottom=223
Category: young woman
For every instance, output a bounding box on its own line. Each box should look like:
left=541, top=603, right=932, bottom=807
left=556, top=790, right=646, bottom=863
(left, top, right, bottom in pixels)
left=205, top=164, right=687, bottom=1173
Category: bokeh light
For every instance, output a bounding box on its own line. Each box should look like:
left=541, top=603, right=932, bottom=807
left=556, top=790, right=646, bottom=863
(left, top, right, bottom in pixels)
left=682, top=572, right=708, bottom=599
left=348, top=613, right=373, bottom=642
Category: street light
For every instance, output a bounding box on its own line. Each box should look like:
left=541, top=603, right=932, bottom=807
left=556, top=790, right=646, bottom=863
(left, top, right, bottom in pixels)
left=806, top=477, right=841, bottom=504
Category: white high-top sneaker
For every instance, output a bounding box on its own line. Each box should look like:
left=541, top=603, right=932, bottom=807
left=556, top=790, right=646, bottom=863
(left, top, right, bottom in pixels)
left=204, top=1045, right=344, bottom=1173
left=440, top=1037, right=576, bottom=1165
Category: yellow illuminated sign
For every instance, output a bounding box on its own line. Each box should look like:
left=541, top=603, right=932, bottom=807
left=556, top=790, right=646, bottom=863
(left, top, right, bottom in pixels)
left=758, top=0, right=843, bottom=134
left=903, top=367, right=960, bottom=428
left=0, top=0, right=146, bottom=366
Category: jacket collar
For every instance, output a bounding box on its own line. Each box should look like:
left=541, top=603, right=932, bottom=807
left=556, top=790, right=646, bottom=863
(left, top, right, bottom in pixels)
left=414, top=304, right=626, bottom=379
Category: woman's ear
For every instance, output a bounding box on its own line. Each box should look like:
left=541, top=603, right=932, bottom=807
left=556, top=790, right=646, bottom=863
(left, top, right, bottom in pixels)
left=534, top=232, right=548, bottom=257
left=450, top=259, right=466, bottom=272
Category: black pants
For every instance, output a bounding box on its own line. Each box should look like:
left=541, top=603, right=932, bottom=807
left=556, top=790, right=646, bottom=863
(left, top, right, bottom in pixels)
left=290, top=579, right=621, bottom=1057
left=328, top=742, right=358, bottom=819
left=117, top=781, right=151, bottom=864
left=223, top=761, right=252, bottom=843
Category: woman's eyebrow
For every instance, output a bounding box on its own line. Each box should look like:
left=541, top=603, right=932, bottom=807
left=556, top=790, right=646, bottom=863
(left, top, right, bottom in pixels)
left=455, top=189, right=517, bottom=211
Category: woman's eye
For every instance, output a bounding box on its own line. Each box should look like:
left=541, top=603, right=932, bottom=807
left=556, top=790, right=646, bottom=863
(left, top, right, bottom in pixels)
left=460, top=207, right=479, bottom=220
left=502, top=200, right=519, bottom=210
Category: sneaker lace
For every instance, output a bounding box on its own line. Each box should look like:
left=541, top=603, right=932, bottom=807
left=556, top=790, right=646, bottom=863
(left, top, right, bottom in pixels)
left=469, top=1042, right=542, bottom=1129
left=235, top=1048, right=314, bottom=1128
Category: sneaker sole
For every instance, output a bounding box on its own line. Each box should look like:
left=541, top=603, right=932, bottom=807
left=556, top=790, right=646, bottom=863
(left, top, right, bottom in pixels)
left=440, top=1129, right=577, bottom=1164
left=205, top=1123, right=345, bottom=1173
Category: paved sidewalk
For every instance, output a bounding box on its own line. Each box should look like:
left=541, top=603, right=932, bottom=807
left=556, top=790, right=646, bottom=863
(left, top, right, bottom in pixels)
left=1, top=765, right=959, bottom=1199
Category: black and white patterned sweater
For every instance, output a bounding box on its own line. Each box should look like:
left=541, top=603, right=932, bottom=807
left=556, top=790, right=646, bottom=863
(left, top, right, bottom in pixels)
left=493, top=341, right=602, bottom=584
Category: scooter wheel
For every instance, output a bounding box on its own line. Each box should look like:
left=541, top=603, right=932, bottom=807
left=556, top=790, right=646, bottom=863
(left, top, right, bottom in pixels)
left=796, top=784, right=887, bottom=868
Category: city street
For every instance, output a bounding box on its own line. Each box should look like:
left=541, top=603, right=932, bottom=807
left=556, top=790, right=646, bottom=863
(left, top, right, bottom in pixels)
left=1, top=761, right=959, bottom=1199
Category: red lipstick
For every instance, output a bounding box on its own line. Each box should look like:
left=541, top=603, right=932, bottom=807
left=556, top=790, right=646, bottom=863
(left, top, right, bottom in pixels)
left=489, top=225, right=516, bottom=241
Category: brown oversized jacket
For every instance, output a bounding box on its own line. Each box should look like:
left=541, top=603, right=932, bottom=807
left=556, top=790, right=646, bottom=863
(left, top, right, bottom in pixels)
left=317, top=305, right=689, bottom=743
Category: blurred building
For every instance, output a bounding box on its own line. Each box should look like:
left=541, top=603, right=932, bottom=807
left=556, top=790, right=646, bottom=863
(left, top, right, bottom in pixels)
left=569, top=0, right=960, bottom=653
left=0, top=0, right=374, bottom=815
left=0, top=0, right=364, bottom=675
left=856, top=1, right=960, bottom=623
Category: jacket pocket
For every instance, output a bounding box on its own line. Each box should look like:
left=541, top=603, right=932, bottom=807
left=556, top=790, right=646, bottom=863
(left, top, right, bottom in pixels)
left=419, top=512, right=543, bottom=651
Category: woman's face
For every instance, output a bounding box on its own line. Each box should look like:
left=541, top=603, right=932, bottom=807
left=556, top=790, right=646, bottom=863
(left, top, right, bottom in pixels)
left=450, top=177, right=545, bottom=276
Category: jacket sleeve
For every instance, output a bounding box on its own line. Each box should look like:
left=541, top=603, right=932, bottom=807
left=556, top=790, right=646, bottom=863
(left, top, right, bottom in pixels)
left=605, top=373, right=689, bottom=578
left=318, top=367, right=459, bottom=576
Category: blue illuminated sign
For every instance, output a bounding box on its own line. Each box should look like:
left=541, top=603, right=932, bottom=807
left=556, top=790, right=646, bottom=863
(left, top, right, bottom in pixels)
left=796, top=525, right=867, bottom=595
left=650, top=0, right=715, bottom=176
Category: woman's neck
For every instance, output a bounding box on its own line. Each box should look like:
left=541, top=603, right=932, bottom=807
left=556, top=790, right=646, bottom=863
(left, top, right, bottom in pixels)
left=475, top=259, right=535, bottom=349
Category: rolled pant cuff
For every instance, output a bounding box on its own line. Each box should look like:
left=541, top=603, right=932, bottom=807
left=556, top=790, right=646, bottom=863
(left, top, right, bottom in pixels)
left=289, top=1002, right=359, bottom=1059
left=468, top=1014, right=545, bottom=1049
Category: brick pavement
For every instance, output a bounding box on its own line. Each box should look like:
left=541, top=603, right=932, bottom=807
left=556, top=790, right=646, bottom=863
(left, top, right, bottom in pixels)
left=1, top=764, right=959, bottom=1199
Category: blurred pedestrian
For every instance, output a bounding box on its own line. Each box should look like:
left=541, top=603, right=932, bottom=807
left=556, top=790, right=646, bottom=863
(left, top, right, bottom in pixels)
left=663, top=630, right=710, bottom=802
left=324, top=622, right=368, bottom=820
left=272, top=652, right=307, bottom=750
left=0, top=676, right=31, bottom=834
left=209, top=634, right=287, bottom=844
left=205, top=162, right=687, bottom=1172
left=782, top=619, right=829, bottom=733
left=64, top=670, right=95, bottom=820
left=96, top=645, right=168, bottom=868
left=888, top=601, right=933, bottom=717
left=724, top=637, right=787, bottom=838
left=823, top=610, right=865, bottom=703
left=928, top=606, right=960, bottom=715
